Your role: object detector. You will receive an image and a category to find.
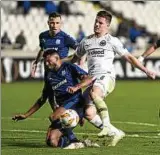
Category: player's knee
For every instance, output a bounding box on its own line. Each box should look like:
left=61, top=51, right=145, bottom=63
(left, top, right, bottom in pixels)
left=85, top=105, right=97, bottom=120
left=49, top=107, right=66, bottom=121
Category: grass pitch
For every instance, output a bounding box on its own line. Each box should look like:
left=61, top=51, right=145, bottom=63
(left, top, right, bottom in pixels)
left=1, top=81, right=160, bottom=155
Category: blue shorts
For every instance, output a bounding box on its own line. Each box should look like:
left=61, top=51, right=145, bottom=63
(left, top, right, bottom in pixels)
left=62, top=97, right=85, bottom=119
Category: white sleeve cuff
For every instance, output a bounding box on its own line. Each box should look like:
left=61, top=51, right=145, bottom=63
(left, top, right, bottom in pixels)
left=138, top=56, right=144, bottom=62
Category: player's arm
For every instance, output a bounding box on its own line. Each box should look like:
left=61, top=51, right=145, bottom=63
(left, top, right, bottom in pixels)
left=123, top=53, right=156, bottom=79
left=12, top=96, right=46, bottom=121
left=12, top=83, right=51, bottom=121
left=62, top=33, right=79, bottom=63
left=138, top=39, right=160, bottom=62
left=31, top=49, right=44, bottom=77
left=31, top=33, right=45, bottom=77
left=114, top=38, right=156, bottom=79
left=67, top=75, right=94, bottom=94
left=70, top=38, right=86, bottom=65
left=67, top=64, right=94, bottom=94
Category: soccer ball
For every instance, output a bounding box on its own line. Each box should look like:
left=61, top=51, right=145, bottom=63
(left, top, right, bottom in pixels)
left=60, top=109, right=79, bottom=128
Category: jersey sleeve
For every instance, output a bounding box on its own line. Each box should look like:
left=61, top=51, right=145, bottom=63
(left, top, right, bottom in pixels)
left=76, top=39, right=87, bottom=58
left=70, top=63, right=88, bottom=79
left=113, top=38, right=129, bottom=56
left=65, top=34, right=78, bottom=50
left=155, top=39, right=160, bottom=48
left=39, top=33, right=44, bottom=49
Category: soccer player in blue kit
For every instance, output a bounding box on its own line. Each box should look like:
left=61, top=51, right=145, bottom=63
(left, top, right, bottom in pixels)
left=43, top=49, right=99, bottom=149
left=12, top=12, right=79, bottom=120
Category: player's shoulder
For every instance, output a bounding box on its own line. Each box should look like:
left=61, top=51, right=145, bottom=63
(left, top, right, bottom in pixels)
left=106, top=34, right=122, bottom=45
left=62, top=62, right=73, bottom=68
left=107, top=34, right=119, bottom=42
left=39, top=30, right=49, bottom=37
left=86, top=34, right=94, bottom=39
left=80, top=34, right=94, bottom=44
left=63, top=62, right=79, bottom=70
left=58, top=30, right=72, bottom=38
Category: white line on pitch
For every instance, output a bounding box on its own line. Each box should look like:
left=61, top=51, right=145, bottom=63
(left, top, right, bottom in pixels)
left=2, top=117, right=160, bottom=127
left=2, top=129, right=160, bottom=139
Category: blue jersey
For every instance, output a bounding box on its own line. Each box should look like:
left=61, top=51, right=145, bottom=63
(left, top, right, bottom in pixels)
left=39, top=30, right=78, bottom=59
left=47, top=62, right=87, bottom=107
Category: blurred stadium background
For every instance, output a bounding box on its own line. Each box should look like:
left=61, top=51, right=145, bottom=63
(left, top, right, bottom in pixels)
left=1, top=1, right=160, bottom=83
left=1, top=1, right=160, bottom=155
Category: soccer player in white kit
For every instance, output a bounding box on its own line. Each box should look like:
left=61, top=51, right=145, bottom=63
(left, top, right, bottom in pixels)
left=74, top=10, right=156, bottom=146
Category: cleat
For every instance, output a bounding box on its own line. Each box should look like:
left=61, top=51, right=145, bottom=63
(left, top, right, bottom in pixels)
left=98, top=126, right=108, bottom=137
left=108, top=130, right=125, bottom=147
left=83, top=139, right=100, bottom=148
left=63, top=142, right=85, bottom=149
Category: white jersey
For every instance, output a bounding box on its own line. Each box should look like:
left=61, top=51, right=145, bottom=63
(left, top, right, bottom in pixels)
left=76, top=33, right=129, bottom=78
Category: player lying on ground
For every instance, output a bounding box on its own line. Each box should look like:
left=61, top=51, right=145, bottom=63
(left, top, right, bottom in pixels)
left=138, top=39, right=160, bottom=62
left=71, top=10, right=156, bottom=146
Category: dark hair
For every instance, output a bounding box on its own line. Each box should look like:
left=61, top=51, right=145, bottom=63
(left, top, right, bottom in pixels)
left=97, top=10, right=112, bottom=24
left=43, top=49, right=59, bottom=58
left=48, top=12, right=61, bottom=19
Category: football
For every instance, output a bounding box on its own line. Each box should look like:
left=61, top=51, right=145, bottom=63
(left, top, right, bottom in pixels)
left=60, top=109, right=79, bottom=128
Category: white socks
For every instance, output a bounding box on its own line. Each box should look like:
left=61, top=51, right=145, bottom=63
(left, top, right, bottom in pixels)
left=89, top=114, right=103, bottom=129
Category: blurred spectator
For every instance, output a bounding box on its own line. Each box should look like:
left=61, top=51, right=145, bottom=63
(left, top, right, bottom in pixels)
left=129, top=20, right=144, bottom=43
left=133, top=1, right=146, bottom=5
left=1, top=32, right=12, bottom=49
left=125, top=40, right=135, bottom=53
left=57, top=1, right=71, bottom=16
left=13, top=31, right=26, bottom=49
left=76, top=24, right=85, bottom=43
left=45, top=1, right=57, bottom=14
left=23, top=1, right=31, bottom=14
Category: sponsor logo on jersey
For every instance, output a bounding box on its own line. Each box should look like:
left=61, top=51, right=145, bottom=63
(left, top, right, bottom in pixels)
left=56, top=39, right=61, bottom=44
left=52, top=79, right=67, bottom=90
left=99, top=40, right=106, bottom=46
left=88, top=49, right=104, bottom=57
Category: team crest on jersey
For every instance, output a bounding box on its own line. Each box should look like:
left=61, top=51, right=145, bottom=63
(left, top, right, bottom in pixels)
left=56, top=39, right=61, bottom=44
left=99, top=40, right=106, bottom=46
left=62, top=70, right=66, bottom=76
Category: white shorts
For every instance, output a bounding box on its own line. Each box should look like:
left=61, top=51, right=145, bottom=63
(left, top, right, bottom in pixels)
left=83, top=74, right=115, bottom=106
left=92, top=74, right=115, bottom=97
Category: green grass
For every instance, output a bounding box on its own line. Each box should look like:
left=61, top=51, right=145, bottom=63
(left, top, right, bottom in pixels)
left=1, top=81, right=160, bottom=155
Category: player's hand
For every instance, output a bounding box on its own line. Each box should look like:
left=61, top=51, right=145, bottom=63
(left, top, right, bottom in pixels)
left=67, top=86, right=79, bottom=94
left=145, top=70, right=156, bottom=79
left=31, top=61, right=37, bottom=77
left=12, top=114, right=27, bottom=121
